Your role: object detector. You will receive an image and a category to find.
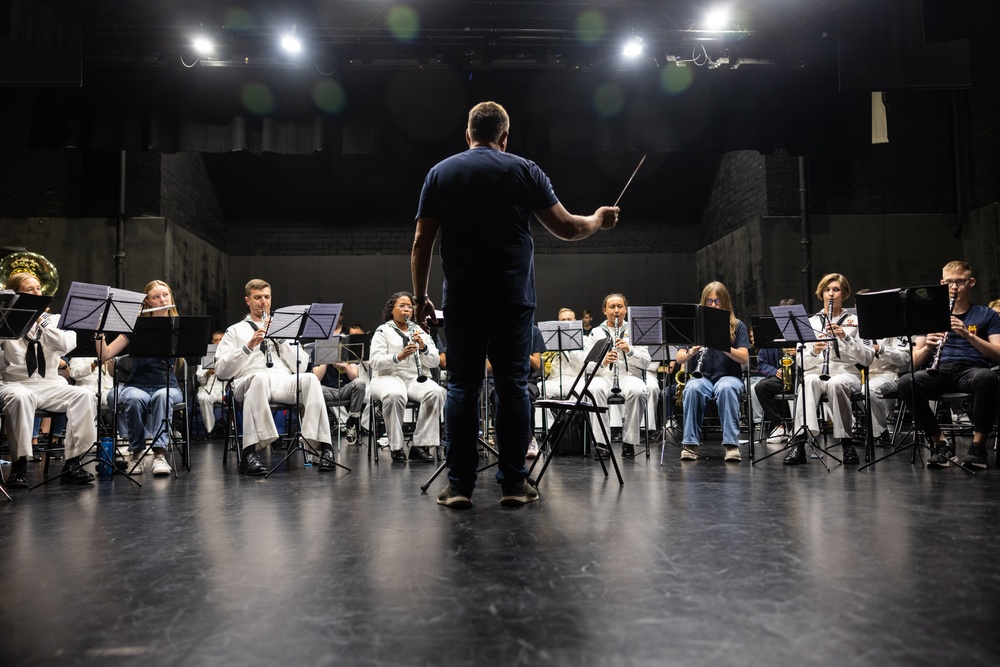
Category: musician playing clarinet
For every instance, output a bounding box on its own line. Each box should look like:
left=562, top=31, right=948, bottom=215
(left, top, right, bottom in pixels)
left=214, top=279, right=335, bottom=475
left=677, top=282, right=750, bottom=463
left=368, top=291, right=444, bottom=463
left=785, top=273, right=874, bottom=466
left=586, top=293, right=651, bottom=460
left=897, top=261, right=1000, bottom=469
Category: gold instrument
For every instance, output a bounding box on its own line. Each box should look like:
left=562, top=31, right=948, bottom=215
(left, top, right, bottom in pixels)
left=819, top=299, right=833, bottom=381
left=674, top=368, right=687, bottom=409
left=928, top=294, right=957, bottom=374
left=0, top=251, right=59, bottom=295
left=607, top=316, right=625, bottom=405
left=780, top=348, right=795, bottom=392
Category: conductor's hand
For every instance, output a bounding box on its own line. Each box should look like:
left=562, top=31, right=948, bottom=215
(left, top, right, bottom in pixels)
left=417, top=297, right=438, bottom=328
left=597, top=206, right=620, bottom=230
left=248, top=327, right=266, bottom=350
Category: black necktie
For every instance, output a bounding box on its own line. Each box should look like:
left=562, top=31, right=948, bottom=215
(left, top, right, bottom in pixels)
left=26, top=339, right=46, bottom=378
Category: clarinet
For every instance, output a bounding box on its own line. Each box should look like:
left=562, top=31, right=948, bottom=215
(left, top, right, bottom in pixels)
left=690, top=348, right=707, bottom=379
left=819, top=299, right=833, bottom=381
left=405, top=317, right=428, bottom=383
left=608, top=317, right=625, bottom=405
left=262, top=308, right=273, bottom=368
left=928, top=294, right=957, bottom=374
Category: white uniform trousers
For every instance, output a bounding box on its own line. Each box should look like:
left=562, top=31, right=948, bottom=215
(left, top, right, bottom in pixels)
left=0, top=382, right=97, bottom=460
left=868, top=374, right=897, bottom=438
left=795, top=373, right=860, bottom=439
left=197, top=383, right=224, bottom=433
left=369, top=375, right=445, bottom=451
left=232, top=372, right=331, bottom=451
left=589, top=375, right=647, bottom=446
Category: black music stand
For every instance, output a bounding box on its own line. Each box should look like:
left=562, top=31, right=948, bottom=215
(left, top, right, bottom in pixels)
left=751, top=304, right=841, bottom=470
left=629, top=306, right=667, bottom=459
left=35, top=284, right=146, bottom=489
left=657, top=303, right=731, bottom=463
left=127, top=316, right=210, bottom=476
left=853, top=285, right=968, bottom=472
left=0, top=292, right=52, bottom=498
left=265, top=303, right=351, bottom=476
left=536, top=319, right=584, bottom=455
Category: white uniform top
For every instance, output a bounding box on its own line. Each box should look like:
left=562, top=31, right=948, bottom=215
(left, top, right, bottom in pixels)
left=369, top=321, right=441, bottom=382
left=584, top=321, right=652, bottom=380
left=0, top=314, right=75, bottom=387
left=215, top=317, right=306, bottom=388
left=800, top=311, right=875, bottom=378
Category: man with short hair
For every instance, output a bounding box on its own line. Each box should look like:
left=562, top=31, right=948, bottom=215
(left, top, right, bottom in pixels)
left=411, top=100, right=618, bottom=508
left=897, top=261, right=1000, bottom=469
left=215, top=279, right=336, bottom=475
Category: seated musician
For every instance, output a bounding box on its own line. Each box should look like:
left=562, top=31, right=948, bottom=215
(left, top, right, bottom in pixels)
left=897, top=261, right=1000, bottom=469
left=0, top=270, right=95, bottom=487
left=312, top=348, right=367, bottom=447
left=215, top=279, right=336, bottom=475
left=676, top=282, right=750, bottom=463
left=542, top=308, right=584, bottom=400
left=489, top=323, right=545, bottom=458
left=67, top=356, right=113, bottom=409
left=369, top=291, right=445, bottom=463
left=785, top=273, right=874, bottom=466
left=753, top=298, right=798, bottom=443
left=195, top=331, right=225, bottom=437
left=585, top=293, right=651, bottom=459
left=98, top=280, right=184, bottom=476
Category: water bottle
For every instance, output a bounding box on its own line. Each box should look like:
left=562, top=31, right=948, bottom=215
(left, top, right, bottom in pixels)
left=98, top=437, right=114, bottom=476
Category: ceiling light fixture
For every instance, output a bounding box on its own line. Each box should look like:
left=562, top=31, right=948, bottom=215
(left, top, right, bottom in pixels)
left=623, top=35, right=645, bottom=58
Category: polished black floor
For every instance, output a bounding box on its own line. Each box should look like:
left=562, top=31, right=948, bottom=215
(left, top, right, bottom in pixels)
left=2, top=432, right=1000, bottom=667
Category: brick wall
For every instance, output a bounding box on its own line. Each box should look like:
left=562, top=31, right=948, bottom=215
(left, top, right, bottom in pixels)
left=161, top=152, right=225, bottom=248
left=699, top=151, right=767, bottom=246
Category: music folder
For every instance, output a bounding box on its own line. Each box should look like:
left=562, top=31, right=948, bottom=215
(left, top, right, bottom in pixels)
left=855, top=284, right=949, bottom=339
left=0, top=291, right=53, bottom=339
left=661, top=303, right=731, bottom=351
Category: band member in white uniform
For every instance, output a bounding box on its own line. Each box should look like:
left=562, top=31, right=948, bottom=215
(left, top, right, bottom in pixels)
left=867, top=335, right=910, bottom=444
left=585, top=293, right=651, bottom=459
left=215, top=279, right=335, bottom=475
left=369, top=291, right=445, bottom=463
left=785, top=273, right=874, bottom=466
left=541, top=308, right=585, bottom=400
left=0, top=271, right=96, bottom=487
left=195, top=331, right=225, bottom=436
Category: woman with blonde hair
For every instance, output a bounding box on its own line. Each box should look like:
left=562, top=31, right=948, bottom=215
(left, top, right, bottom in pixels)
left=98, top=280, right=182, bottom=476
left=676, top=281, right=750, bottom=462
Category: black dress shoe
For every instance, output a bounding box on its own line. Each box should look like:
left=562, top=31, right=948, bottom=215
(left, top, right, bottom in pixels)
left=621, top=443, right=635, bottom=458
left=6, top=467, right=28, bottom=489
left=239, top=451, right=268, bottom=475
left=594, top=447, right=608, bottom=460
left=783, top=442, right=807, bottom=465
left=408, top=446, right=434, bottom=462
left=390, top=449, right=407, bottom=463
left=60, top=465, right=96, bottom=485
left=318, top=447, right=337, bottom=471
left=841, top=440, right=860, bottom=465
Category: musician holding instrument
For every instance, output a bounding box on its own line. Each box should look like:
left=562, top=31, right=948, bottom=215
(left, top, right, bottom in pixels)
left=676, top=282, right=750, bottom=463
left=215, top=279, right=336, bottom=475
left=785, top=273, right=874, bottom=466
left=0, top=269, right=96, bottom=487
left=753, top=298, right=798, bottom=444
left=98, top=280, right=183, bottom=476
left=411, top=101, right=618, bottom=508
left=369, top=291, right=444, bottom=463
left=195, top=331, right=226, bottom=437
left=586, top=293, right=651, bottom=459
left=897, top=261, right=1000, bottom=469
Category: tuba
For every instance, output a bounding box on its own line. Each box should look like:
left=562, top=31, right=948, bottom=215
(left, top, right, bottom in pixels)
left=0, top=251, right=59, bottom=295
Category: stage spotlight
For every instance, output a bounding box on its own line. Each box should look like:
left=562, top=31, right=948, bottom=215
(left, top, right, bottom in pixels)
left=623, top=36, right=644, bottom=58
left=704, top=7, right=731, bottom=31
left=192, top=35, right=214, bottom=56
left=281, top=26, right=302, bottom=54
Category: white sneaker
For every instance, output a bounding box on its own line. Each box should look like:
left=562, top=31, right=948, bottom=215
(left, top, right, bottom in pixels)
left=680, top=445, right=698, bottom=460
left=724, top=445, right=742, bottom=462
left=151, top=454, right=171, bottom=477
left=128, top=451, right=144, bottom=475
left=526, top=437, right=540, bottom=459
left=766, top=425, right=788, bottom=443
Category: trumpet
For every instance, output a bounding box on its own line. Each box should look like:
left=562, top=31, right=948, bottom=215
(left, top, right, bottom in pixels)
left=404, top=317, right=428, bottom=383
left=262, top=308, right=273, bottom=368
left=819, top=299, right=833, bottom=381
left=928, top=294, right=957, bottom=374
left=690, top=348, right=707, bottom=379
left=608, top=316, right=625, bottom=405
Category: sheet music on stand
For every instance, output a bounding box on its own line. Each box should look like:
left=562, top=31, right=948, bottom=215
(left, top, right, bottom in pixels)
left=201, top=343, right=218, bottom=370
left=538, top=320, right=584, bottom=352
left=342, top=333, right=371, bottom=363
left=311, top=335, right=344, bottom=366
left=267, top=303, right=343, bottom=341
left=770, top=304, right=826, bottom=344
left=0, top=290, right=52, bottom=339
left=60, top=281, right=145, bottom=334
left=628, top=305, right=666, bottom=360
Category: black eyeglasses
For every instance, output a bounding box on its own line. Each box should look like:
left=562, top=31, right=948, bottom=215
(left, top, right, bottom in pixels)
left=942, top=278, right=969, bottom=286
left=706, top=298, right=722, bottom=305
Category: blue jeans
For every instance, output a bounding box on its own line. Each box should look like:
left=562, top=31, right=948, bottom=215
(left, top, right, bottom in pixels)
left=118, top=385, right=182, bottom=452
left=443, top=303, right=533, bottom=496
left=681, top=375, right=744, bottom=446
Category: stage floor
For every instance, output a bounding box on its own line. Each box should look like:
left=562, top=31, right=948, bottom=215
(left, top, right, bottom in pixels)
left=2, top=435, right=999, bottom=666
